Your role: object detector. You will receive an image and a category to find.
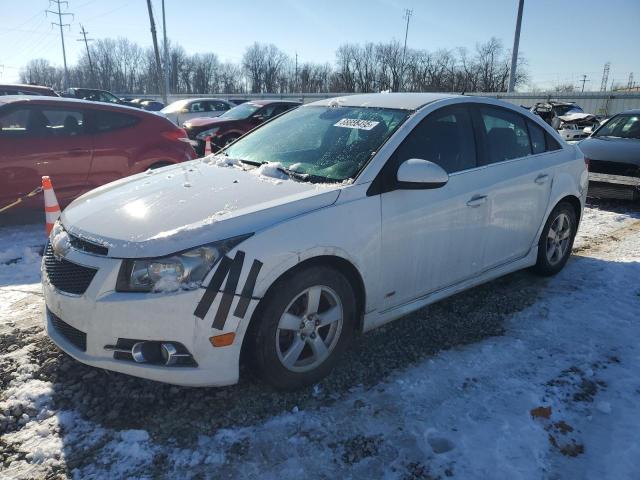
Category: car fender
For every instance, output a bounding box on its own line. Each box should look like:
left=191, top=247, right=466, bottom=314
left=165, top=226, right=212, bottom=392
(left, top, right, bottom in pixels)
left=192, top=185, right=381, bottom=344
left=532, top=155, right=587, bottom=250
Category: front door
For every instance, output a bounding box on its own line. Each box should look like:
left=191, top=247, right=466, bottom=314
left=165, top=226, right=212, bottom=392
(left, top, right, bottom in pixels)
left=379, top=105, right=488, bottom=309
left=0, top=104, right=92, bottom=208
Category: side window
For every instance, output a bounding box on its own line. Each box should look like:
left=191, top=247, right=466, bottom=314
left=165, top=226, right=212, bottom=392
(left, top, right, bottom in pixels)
left=527, top=120, right=546, bottom=154
left=545, top=132, right=561, bottom=151
left=92, top=110, right=138, bottom=133
left=189, top=101, right=205, bottom=113
left=212, top=101, right=229, bottom=111
left=0, top=108, right=29, bottom=135
left=259, top=104, right=278, bottom=119
left=40, top=108, right=85, bottom=136
left=479, top=106, right=531, bottom=164
left=392, top=105, right=477, bottom=174
left=272, top=104, right=294, bottom=117
left=0, top=107, right=85, bottom=137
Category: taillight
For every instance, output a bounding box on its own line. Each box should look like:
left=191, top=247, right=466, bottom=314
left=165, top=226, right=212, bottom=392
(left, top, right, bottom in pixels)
left=162, top=128, right=191, bottom=143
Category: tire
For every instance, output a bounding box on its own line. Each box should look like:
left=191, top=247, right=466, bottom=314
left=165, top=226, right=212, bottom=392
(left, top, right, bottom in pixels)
left=248, top=266, right=357, bottom=391
left=533, top=201, right=577, bottom=276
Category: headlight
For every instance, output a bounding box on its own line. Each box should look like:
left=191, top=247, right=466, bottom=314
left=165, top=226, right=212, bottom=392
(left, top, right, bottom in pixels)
left=195, top=127, right=220, bottom=141
left=116, top=234, right=251, bottom=293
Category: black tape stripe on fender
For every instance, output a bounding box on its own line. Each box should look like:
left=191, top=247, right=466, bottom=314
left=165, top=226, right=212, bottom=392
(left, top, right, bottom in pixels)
left=193, top=255, right=233, bottom=320
left=233, top=259, right=263, bottom=319
left=211, top=250, right=245, bottom=330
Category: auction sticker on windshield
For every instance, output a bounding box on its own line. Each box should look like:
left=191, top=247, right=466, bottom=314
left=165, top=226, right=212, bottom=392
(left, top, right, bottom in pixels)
left=334, top=118, right=380, bottom=130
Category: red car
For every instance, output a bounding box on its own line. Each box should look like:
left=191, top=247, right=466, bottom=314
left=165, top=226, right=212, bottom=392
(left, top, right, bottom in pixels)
left=182, top=100, right=301, bottom=155
left=0, top=96, right=196, bottom=212
left=0, top=84, right=59, bottom=97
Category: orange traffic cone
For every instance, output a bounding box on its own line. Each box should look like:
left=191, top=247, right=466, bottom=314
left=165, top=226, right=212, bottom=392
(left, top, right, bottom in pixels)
left=42, top=176, right=61, bottom=236
left=204, top=136, right=212, bottom=156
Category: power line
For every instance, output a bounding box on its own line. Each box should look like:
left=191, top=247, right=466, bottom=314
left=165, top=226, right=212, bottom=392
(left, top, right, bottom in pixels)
left=401, top=8, right=413, bottom=91
left=600, top=62, right=610, bottom=92
left=507, top=0, right=525, bottom=93
left=46, top=0, right=74, bottom=89
left=77, top=24, right=95, bottom=86
left=578, top=74, right=590, bottom=92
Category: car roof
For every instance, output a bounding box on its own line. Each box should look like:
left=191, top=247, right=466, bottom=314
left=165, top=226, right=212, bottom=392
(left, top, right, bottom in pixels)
left=306, top=93, right=460, bottom=110
left=616, top=109, right=640, bottom=115
left=244, top=99, right=301, bottom=106
left=0, top=95, right=153, bottom=114
left=0, top=83, right=55, bottom=92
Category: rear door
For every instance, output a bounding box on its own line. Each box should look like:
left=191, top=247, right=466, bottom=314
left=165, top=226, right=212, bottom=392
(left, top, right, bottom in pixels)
left=471, top=104, right=555, bottom=269
left=85, top=108, right=140, bottom=187
left=0, top=104, right=92, bottom=208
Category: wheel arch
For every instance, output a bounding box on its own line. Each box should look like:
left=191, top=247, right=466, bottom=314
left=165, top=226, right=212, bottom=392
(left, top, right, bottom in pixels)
left=239, top=254, right=367, bottom=368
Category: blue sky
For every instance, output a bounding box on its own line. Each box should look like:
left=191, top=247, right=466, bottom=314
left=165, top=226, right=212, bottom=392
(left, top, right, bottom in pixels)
left=0, top=0, right=638, bottom=90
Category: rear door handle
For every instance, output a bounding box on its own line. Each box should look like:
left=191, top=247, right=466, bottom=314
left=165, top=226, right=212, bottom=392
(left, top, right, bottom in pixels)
left=535, top=174, right=549, bottom=185
left=466, top=195, right=487, bottom=207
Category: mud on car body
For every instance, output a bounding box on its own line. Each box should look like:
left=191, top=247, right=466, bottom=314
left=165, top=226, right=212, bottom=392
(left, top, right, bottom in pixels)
left=42, top=93, right=588, bottom=390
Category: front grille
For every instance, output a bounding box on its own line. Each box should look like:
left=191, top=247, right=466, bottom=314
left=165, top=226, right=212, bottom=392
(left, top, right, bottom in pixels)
left=68, top=233, right=109, bottom=256
left=49, top=310, right=87, bottom=352
left=589, top=160, right=640, bottom=178
left=44, top=243, right=98, bottom=295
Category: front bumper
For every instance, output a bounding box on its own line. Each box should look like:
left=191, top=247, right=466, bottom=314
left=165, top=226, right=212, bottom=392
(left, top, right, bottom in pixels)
left=42, top=246, right=256, bottom=387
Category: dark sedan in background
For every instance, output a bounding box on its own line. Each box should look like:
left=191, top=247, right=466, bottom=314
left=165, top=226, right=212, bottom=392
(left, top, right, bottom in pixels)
left=580, top=110, right=640, bottom=201
left=183, top=99, right=300, bottom=155
left=0, top=96, right=196, bottom=212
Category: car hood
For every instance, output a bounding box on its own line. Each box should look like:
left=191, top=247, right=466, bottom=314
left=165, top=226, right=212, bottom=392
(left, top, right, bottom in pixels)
left=61, top=158, right=341, bottom=258
left=578, top=137, right=640, bottom=166
left=185, top=116, right=238, bottom=128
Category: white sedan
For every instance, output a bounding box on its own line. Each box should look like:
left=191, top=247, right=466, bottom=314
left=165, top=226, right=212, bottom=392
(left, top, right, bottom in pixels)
left=159, top=98, right=234, bottom=125
left=42, top=93, right=588, bottom=390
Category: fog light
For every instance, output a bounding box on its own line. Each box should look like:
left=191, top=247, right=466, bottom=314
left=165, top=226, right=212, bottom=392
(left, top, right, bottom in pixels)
left=160, top=342, right=178, bottom=365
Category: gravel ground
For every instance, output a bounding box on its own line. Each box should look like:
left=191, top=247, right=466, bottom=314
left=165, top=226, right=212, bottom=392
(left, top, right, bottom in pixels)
left=1, top=200, right=639, bottom=478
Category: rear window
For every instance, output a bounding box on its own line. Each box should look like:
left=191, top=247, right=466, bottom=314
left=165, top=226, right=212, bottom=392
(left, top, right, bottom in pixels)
left=93, top=110, right=139, bottom=133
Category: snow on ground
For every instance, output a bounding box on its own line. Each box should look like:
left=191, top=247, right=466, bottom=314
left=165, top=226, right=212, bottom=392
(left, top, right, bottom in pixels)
left=1, top=204, right=639, bottom=479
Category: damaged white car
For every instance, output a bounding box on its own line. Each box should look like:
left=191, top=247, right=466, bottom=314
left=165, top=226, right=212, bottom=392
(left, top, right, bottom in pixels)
left=43, top=93, right=588, bottom=390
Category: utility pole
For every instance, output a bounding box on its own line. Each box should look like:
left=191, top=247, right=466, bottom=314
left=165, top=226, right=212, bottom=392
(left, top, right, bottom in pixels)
left=600, top=62, right=610, bottom=91
left=77, top=25, right=95, bottom=87
left=46, top=0, right=73, bottom=89
left=627, top=72, right=634, bottom=90
left=161, top=0, right=170, bottom=99
left=507, top=0, right=524, bottom=93
left=578, top=74, right=590, bottom=93
left=401, top=8, right=413, bottom=91
left=146, top=0, right=167, bottom=103
left=294, top=52, right=298, bottom=93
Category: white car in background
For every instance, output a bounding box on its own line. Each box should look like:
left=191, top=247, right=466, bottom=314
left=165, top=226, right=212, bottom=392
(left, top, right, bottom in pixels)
left=42, top=93, right=588, bottom=390
left=160, top=98, right=234, bottom=125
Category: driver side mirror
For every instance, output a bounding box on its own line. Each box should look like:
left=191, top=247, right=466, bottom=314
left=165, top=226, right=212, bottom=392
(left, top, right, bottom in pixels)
left=396, top=159, right=449, bottom=189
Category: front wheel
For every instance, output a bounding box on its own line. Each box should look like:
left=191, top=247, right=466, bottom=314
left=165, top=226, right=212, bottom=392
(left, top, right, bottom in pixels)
left=248, top=266, right=356, bottom=391
left=533, top=201, right=577, bottom=276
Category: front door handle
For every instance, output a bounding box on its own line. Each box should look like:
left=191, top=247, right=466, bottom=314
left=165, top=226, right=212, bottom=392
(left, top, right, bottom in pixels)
left=466, top=195, right=487, bottom=207
left=535, top=174, right=549, bottom=185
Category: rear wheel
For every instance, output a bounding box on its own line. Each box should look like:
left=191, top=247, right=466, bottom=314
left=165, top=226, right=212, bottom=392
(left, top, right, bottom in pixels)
left=533, top=201, right=577, bottom=276
left=248, top=266, right=356, bottom=390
